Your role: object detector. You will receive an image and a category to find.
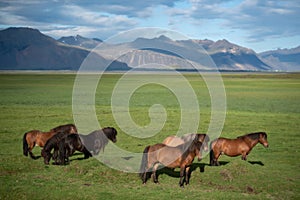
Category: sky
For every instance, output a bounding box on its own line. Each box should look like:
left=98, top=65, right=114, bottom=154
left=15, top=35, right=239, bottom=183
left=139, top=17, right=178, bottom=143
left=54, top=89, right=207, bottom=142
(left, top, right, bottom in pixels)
left=0, top=0, right=299, bottom=52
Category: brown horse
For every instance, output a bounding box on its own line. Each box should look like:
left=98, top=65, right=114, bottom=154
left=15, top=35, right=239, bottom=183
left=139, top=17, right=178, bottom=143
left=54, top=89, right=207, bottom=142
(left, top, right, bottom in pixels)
left=139, top=135, right=203, bottom=187
left=162, top=133, right=210, bottom=152
left=210, top=132, right=269, bottom=166
left=23, top=124, right=77, bottom=159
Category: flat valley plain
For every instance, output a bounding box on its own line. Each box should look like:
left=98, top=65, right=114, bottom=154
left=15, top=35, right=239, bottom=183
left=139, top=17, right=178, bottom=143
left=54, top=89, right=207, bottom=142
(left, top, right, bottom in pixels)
left=0, top=72, right=299, bottom=199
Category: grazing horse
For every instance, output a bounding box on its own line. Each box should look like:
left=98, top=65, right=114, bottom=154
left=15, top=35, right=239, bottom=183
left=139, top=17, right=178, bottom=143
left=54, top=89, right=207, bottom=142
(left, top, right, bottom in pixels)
left=210, top=132, right=269, bottom=166
left=162, top=133, right=210, bottom=152
left=23, top=124, right=77, bottom=159
left=79, top=127, right=118, bottom=155
left=139, top=135, right=203, bottom=187
left=58, top=134, right=92, bottom=165
left=41, top=131, right=70, bottom=165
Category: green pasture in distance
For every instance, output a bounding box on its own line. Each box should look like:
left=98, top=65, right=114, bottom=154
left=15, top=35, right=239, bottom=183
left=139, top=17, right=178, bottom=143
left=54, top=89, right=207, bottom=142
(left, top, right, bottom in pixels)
left=0, top=72, right=299, bottom=199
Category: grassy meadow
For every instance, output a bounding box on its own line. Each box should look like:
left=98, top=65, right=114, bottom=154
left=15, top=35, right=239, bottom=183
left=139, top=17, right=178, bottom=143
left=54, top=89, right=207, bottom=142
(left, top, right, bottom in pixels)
left=0, top=72, right=299, bottom=199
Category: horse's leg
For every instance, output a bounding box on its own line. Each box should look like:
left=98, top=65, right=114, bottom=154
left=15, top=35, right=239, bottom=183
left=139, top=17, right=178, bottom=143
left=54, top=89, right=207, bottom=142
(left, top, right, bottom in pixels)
left=179, top=166, right=186, bottom=187
left=28, top=143, right=36, bottom=159
left=241, top=151, right=248, bottom=160
left=215, top=153, right=221, bottom=166
left=53, top=148, right=59, bottom=164
left=185, top=166, right=191, bottom=185
left=212, top=150, right=221, bottom=166
left=152, top=163, right=159, bottom=184
left=142, top=169, right=148, bottom=184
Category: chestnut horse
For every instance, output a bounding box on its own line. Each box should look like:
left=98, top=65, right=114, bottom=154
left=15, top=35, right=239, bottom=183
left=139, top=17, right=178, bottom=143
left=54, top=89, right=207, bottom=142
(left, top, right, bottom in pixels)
left=23, top=124, right=77, bottom=159
left=162, top=133, right=210, bottom=152
left=210, top=132, right=269, bottom=166
left=139, top=135, right=203, bottom=187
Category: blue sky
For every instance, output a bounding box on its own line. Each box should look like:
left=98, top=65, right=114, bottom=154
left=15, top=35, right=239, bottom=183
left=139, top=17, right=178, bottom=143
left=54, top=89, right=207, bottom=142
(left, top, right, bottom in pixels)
left=0, top=0, right=299, bottom=52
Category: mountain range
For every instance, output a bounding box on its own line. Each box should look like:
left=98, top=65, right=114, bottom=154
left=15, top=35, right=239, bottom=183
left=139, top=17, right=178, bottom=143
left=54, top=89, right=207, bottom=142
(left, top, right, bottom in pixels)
left=0, top=27, right=299, bottom=71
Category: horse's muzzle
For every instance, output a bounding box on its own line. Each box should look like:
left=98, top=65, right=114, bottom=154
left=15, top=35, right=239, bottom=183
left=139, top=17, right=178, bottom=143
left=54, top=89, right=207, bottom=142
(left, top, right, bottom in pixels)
left=264, top=143, right=269, bottom=148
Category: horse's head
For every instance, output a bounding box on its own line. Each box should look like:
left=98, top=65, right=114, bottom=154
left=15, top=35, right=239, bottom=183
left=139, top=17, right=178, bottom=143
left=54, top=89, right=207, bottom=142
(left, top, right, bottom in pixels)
left=104, top=127, right=118, bottom=143
left=259, top=132, right=269, bottom=148
left=41, top=149, right=51, bottom=165
left=198, top=134, right=210, bottom=152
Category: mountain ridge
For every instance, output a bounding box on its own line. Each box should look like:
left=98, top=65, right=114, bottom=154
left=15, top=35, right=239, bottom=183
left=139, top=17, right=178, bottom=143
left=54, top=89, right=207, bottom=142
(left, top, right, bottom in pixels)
left=0, top=27, right=130, bottom=70
left=0, top=27, right=299, bottom=71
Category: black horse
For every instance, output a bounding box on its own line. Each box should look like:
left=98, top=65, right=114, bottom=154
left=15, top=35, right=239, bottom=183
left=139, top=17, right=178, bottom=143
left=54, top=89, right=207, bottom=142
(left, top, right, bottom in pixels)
left=79, top=127, right=118, bottom=155
left=58, top=134, right=92, bottom=165
left=41, top=131, right=71, bottom=164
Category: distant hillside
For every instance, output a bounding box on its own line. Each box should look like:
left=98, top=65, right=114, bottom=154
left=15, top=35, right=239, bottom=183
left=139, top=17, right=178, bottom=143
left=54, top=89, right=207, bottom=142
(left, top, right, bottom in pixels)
left=259, top=46, right=300, bottom=71
left=0, top=27, right=129, bottom=70
left=100, top=36, right=272, bottom=71
left=195, top=39, right=271, bottom=71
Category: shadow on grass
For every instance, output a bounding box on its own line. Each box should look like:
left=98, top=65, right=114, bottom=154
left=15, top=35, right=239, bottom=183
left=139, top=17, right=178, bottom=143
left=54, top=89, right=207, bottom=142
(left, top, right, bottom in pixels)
left=248, top=161, right=264, bottom=166
left=33, top=155, right=41, bottom=160
left=156, top=163, right=209, bottom=179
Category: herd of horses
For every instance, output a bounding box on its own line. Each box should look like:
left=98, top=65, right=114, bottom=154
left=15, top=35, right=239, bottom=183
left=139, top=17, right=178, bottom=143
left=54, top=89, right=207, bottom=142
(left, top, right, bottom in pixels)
left=22, top=124, right=269, bottom=187
left=23, top=124, right=118, bottom=165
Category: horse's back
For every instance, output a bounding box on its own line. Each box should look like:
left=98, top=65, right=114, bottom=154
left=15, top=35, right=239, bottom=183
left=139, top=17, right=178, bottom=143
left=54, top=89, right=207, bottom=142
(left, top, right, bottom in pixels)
left=24, top=130, right=41, bottom=143
left=162, top=136, right=184, bottom=147
left=152, top=143, right=190, bottom=167
left=50, top=124, right=78, bottom=134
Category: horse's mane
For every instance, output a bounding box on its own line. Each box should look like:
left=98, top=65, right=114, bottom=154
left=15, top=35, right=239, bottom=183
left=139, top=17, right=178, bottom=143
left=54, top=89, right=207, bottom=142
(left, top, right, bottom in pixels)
left=182, top=133, right=209, bottom=143
left=176, top=134, right=202, bottom=152
left=237, top=132, right=266, bottom=140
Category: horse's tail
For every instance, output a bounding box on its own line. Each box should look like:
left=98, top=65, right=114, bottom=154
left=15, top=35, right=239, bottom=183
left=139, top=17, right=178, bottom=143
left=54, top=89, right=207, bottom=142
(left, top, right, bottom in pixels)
left=139, top=146, right=150, bottom=180
left=209, top=140, right=215, bottom=166
left=23, top=132, right=29, bottom=156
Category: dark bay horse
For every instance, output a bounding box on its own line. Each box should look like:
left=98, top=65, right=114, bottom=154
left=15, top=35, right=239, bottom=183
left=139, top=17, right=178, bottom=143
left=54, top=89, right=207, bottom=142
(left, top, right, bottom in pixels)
left=79, top=127, right=117, bottom=155
left=41, top=131, right=70, bottom=164
left=23, top=124, right=77, bottom=159
left=139, top=135, right=203, bottom=187
left=210, top=132, right=269, bottom=166
left=163, top=133, right=210, bottom=152
left=58, top=134, right=92, bottom=165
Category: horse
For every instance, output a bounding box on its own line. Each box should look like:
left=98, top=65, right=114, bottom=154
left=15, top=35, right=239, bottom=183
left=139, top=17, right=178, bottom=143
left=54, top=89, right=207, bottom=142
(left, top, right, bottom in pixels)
left=162, top=133, right=210, bottom=152
left=79, top=127, right=118, bottom=155
left=58, top=134, right=92, bottom=165
left=23, top=124, right=77, bottom=159
left=210, top=132, right=269, bottom=166
left=139, top=135, right=203, bottom=187
left=41, top=131, right=70, bottom=165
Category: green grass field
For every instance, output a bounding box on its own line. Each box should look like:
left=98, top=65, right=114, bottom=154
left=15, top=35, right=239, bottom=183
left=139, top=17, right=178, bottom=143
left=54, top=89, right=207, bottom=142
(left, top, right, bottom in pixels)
left=0, top=72, right=299, bottom=199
